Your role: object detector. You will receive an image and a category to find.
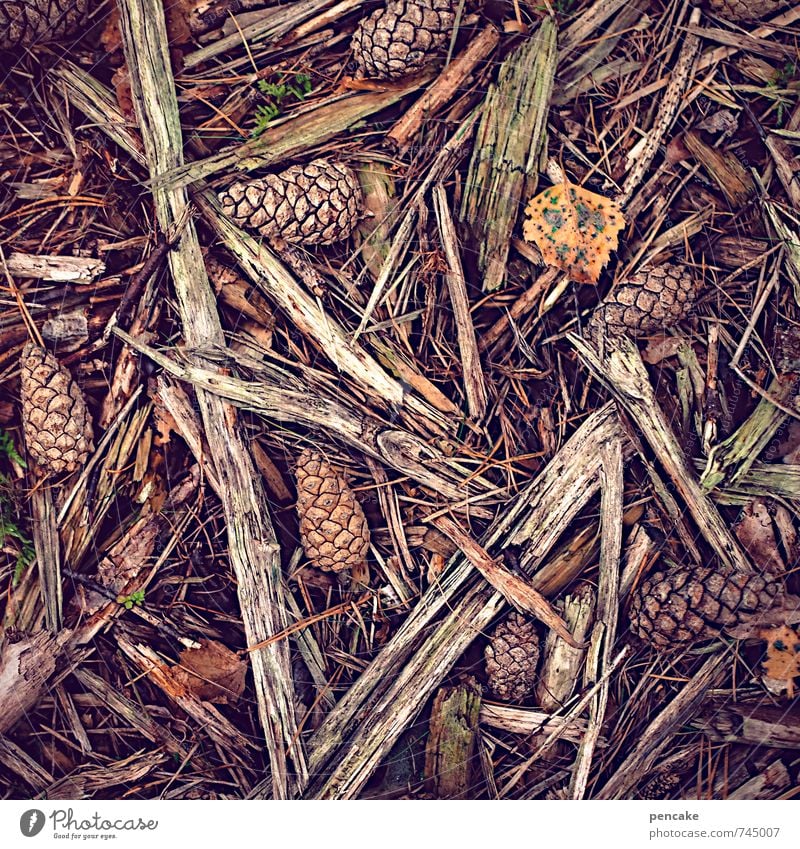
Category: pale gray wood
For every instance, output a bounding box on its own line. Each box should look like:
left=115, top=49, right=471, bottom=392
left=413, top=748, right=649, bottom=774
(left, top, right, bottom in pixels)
left=115, top=0, right=305, bottom=797
left=5, top=252, right=105, bottom=283
left=304, top=405, right=629, bottom=798
left=570, top=332, right=754, bottom=575
left=570, top=438, right=624, bottom=799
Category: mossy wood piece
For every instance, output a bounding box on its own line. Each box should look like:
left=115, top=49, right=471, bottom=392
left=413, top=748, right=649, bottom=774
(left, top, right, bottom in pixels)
left=423, top=679, right=481, bottom=799
left=460, top=17, right=557, bottom=292
left=700, top=461, right=800, bottom=505
left=700, top=375, right=799, bottom=493
left=156, top=81, right=432, bottom=191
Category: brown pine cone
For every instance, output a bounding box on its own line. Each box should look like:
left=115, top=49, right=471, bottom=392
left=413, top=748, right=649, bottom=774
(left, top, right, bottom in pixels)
left=588, top=263, right=697, bottom=338
left=295, top=448, right=370, bottom=573
left=639, top=773, right=681, bottom=800
left=217, top=159, right=363, bottom=247
left=484, top=612, right=540, bottom=702
left=0, top=0, right=90, bottom=50
left=703, top=0, right=788, bottom=21
left=20, top=342, right=93, bottom=475
left=351, top=0, right=455, bottom=80
left=629, top=562, right=782, bottom=650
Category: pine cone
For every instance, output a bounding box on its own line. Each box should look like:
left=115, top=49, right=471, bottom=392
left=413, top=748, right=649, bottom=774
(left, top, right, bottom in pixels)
left=20, top=342, right=93, bottom=475
left=639, top=773, right=681, bottom=800
left=588, top=263, right=697, bottom=338
left=351, top=0, right=454, bottom=80
left=295, top=448, right=370, bottom=573
left=217, top=159, right=363, bottom=247
left=703, top=0, right=788, bottom=21
left=0, top=0, right=90, bottom=50
left=484, top=612, right=540, bottom=702
left=629, top=562, right=782, bottom=650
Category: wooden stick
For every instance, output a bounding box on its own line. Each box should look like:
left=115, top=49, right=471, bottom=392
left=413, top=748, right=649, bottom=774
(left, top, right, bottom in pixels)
left=387, top=26, right=499, bottom=151
left=570, top=332, right=754, bottom=575
left=432, top=184, right=488, bottom=421
left=535, top=583, right=595, bottom=712
left=198, top=193, right=454, bottom=432
left=156, top=82, right=433, bottom=191
left=569, top=438, right=623, bottom=799
left=115, top=0, right=306, bottom=797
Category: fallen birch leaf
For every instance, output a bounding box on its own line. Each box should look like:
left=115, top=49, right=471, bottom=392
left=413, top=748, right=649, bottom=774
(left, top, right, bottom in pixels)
left=522, top=181, right=625, bottom=283
left=760, top=624, right=800, bottom=698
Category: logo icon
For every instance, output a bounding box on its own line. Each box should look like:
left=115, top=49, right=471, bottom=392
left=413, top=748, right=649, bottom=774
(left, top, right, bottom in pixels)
left=20, top=810, right=45, bottom=837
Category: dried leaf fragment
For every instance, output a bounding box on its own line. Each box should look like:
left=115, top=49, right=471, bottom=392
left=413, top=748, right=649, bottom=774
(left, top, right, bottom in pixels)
left=172, top=639, right=247, bottom=704
left=734, top=499, right=784, bottom=577
left=760, top=625, right=800, bottom=698
left=522, top=182, right=625, bottom=283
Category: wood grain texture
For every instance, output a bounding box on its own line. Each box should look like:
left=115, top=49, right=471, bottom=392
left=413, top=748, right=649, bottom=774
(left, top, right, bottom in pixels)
left=115, top=0, right=305, bottom=797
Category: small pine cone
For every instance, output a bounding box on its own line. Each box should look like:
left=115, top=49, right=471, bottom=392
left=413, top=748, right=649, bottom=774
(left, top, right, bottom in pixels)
left=295, top=448, right=370, bottom=573
left=351, top=0, right=455, bottom=80
left=0, top=0, right=90, bottom=51
left=20, top=342, right=93, bottom=475
left=639, top=773, right=681, bottom=800
left=588, top=263, right=697, bottom=338
left=629, top=562, right=781, bottom=650
left=703, top=0, right=788, bottom=21
left=484, top=612, right=540, bottom=702
left=217, top=159, right=363, bottom=247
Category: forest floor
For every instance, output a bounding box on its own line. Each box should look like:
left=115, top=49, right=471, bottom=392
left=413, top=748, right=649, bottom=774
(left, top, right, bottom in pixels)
left=1, top=0, right=800, bottom=800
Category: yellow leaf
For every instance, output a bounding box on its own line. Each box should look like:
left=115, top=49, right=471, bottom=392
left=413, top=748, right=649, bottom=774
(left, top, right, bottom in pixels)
left=760, top=624, right=800, bottom=698
left=522, top=181, right=625, bottom=283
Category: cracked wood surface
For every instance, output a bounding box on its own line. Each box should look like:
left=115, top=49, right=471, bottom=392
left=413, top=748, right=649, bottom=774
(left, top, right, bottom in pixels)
left=115, top=0, right=306, bottom=797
